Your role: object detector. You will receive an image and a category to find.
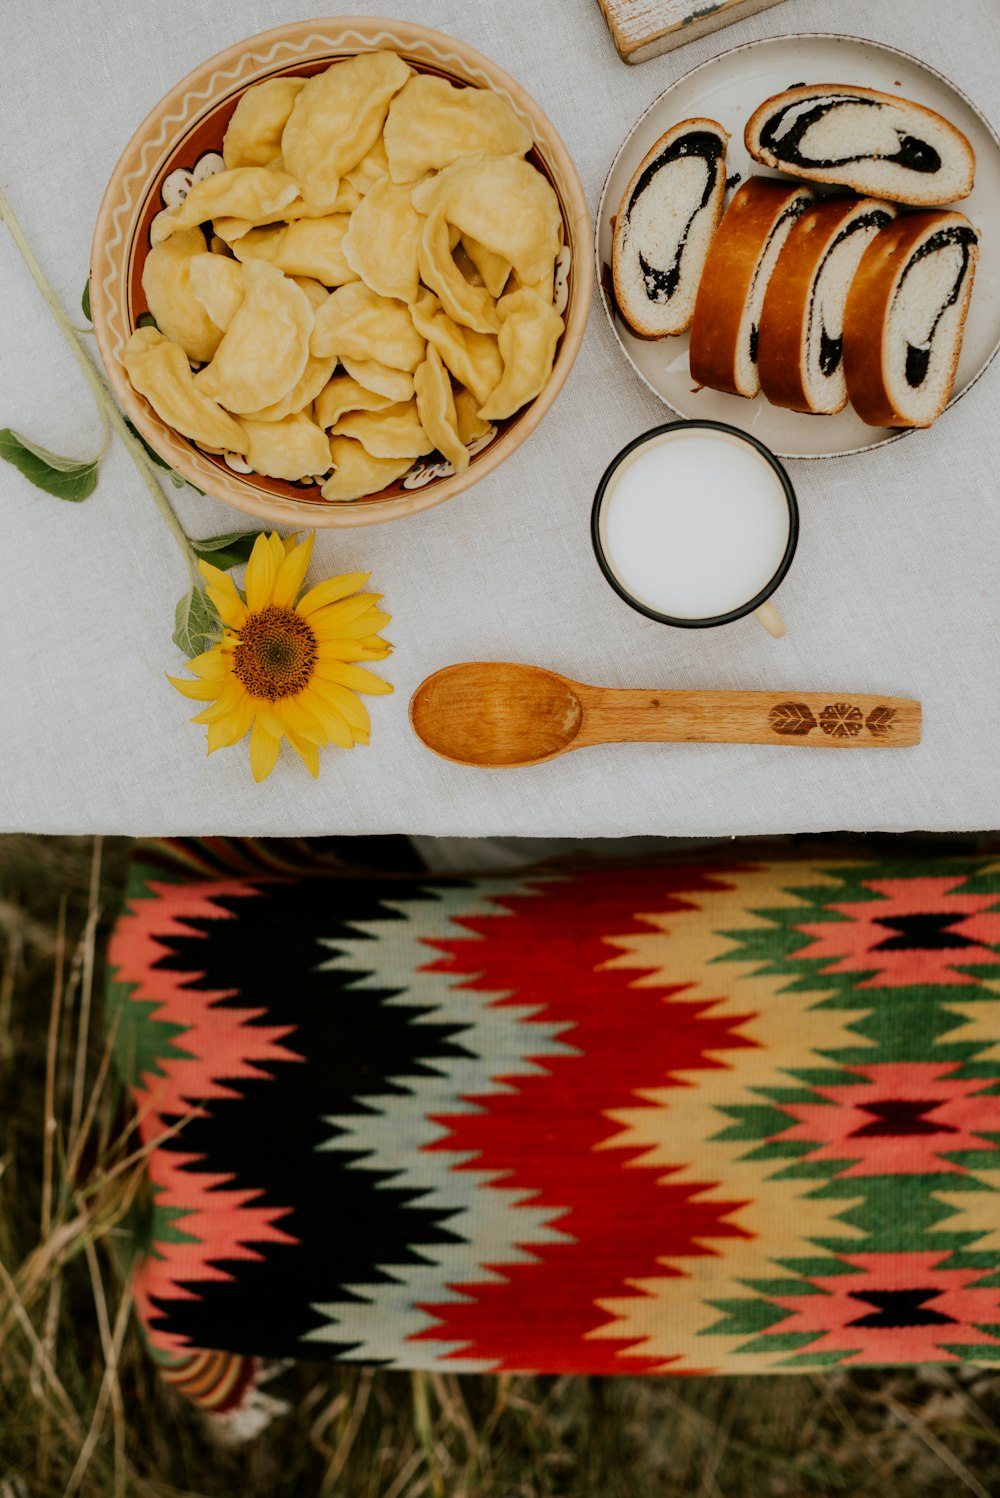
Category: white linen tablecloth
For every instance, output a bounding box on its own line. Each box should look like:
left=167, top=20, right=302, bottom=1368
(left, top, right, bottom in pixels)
left=1, top=0, right=998, bottom=836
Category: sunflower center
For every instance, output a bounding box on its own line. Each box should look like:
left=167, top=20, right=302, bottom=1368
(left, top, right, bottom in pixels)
left=232, top=606, right=318, bottom=701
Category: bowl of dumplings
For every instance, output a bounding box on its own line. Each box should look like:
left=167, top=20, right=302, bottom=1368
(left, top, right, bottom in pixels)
left=90, top=19, right=592, bottom=525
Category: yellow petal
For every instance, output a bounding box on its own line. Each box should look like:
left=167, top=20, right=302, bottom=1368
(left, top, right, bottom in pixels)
left=206, top=693, right=255, bottom=752
left=310, top=677, right=370, bottom=734
left=285, top=727, right=320, bottom=778
left=282, top=532, right=301, bottom=557
left=192, top=678, right=246, bottom=724
left=244, top=532, right=278, bottom=612
left=267, top=531, right=285, bottom=573
left=252, top=705, right=284, bottom=737
left=302, top=692, right=354, bottom=748
left=296, top=572, right=371, bottom=618
left=249, top=721, right=281, bottom=782
left=314, top=610, right=392, bottom=640
left=204, top=581, right=248, bottom=630
left=186, top=647, right=230, bottom=680
left=312, top=661, right=393, bottom=695
left=272, top=532, right=315, bottom=608
left=313, top=639, right=389, bottom=663
left=308, top=594, right=384, bottom=636
left=276, top=696, right=328, bottom=745
left=168, top=674, right=221, bottom=702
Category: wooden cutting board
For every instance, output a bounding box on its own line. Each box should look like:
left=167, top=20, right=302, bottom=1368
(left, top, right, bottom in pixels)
left=597, top=0, right=788, bottom=63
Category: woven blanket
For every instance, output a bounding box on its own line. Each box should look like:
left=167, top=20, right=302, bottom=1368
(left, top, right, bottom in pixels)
left=107, top=841, right=1000, bottom=1409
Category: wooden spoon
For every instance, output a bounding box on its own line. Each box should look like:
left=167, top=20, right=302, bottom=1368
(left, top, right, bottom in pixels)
left=409, top=662, right=921, bottom=768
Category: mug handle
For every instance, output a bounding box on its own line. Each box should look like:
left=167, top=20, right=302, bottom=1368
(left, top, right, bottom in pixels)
left=754, top=600, right=786, bottom=638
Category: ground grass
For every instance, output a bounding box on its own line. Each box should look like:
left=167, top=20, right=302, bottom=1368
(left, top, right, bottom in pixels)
left=3, top=833, right=1000, bottom=1497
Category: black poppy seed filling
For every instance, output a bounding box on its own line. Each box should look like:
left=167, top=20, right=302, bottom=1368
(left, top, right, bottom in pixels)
left=748, top=195, right=812, bottom=365
left=624, top=130, right=725, bottom=304
left=760, top=95, right=943, bottom=175
left=804, top=209, right=895, bottom=377
left=893, top=225, right=977, bottom=387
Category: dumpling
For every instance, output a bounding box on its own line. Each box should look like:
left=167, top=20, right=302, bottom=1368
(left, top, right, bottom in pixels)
left=321, top=438, right=413, bottom=501
left=223, top=77, right=307, bottom=169
left=314, top=376, right=395, bottom=430
left=462, top=234, right=511, bottom=298
left=238, top=411, right=333, bottom=480
left=281, top=51, right=412, bottom=207
left=383, top=74, right=533, bottom=183
left=241, top=351, right=336, bottom=422
left=233, top=216, right=356, bottom=284
left=344, top=135, right=391, bottom=195
left=409, top=292, right=502, bottom=408
left=151, top=167, right=300, bottom=244
left=213, top=182, right=362, bottom=241
left=340, top=357, right=414, bottom=403
left=341, top=179, right=424, bottom=303
left=141, top=228, right=224, bottom=363
left=418, top=207, right=500, bottom=333
left=331, top=400, right=434, bottom=459
left=411, top=154, right=562, bottom=287
left=310, top=282, right=426, bottom=371
left=478, top=287, right=563, bottom=421
left=413, top=345, right=468, bottom=472
left=293, top=276, right=332, bottom=310
left=188, top=253, right=245, bottom=332
left=453, top=384, right=493, bottom=445
left=195, top=260, right=314, bottom=413
left=121, top=327, right=248, bottom=453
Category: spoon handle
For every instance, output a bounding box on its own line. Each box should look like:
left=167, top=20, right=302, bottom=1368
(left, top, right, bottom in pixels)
left=575, top=688, right=921, bottom=747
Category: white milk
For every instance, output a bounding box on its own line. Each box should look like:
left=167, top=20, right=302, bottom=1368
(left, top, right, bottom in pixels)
left=598, top=429, right=791, bottom=619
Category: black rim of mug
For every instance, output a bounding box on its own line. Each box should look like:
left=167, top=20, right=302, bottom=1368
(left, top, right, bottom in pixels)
left=590, top=419, right=800, bottom=629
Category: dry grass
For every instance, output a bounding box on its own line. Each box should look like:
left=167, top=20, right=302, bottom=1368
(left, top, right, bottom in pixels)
left=3, top=833, right=1000, bottom=1496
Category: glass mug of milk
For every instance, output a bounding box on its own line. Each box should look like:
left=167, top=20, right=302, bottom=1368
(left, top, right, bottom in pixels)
left=591, top=421, right=798, bottom=637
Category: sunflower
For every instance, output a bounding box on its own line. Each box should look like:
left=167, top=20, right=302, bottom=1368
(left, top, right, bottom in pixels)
left=169, top=531, right=392, bottom=782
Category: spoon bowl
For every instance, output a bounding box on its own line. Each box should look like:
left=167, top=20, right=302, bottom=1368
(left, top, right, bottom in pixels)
left=409, top=662, right=922, bottom=768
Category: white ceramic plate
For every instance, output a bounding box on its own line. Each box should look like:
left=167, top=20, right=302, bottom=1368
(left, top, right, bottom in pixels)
left=596, top=33, right=1000, bottom=458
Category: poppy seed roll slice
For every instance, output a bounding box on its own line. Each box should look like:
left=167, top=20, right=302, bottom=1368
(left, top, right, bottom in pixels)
left=689, top=176, right=814, bottom=398
left=745, top=85, right=975, bottom=205
left=612, top=117, right=728, bottom=338
left=843, top=209, right=979, bottom=427
left=758, top=195, right=896, bottom=414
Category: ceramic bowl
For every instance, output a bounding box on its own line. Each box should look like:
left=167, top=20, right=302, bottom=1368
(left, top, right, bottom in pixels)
left=90, top=18, right=592, bottom=526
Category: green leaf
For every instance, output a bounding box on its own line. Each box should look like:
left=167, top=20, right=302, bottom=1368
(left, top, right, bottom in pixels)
left=0, top=428, right=99, bottom=502
left=191, top=531, right=260, bottom=571
left=81, top=279, right=91, bottom=322
left=173, top=585, right=221, bottom=659
left=122, top=417, right=201, bottom=491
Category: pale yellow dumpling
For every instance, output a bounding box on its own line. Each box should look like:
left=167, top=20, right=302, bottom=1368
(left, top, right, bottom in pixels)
left=241, top=352, right=336, bottom=422
left=340, top=357, right=415, bottom=404
left=411, top=154, right=562, bottom=288
left=462, top=235, right=511, bottom=299
left=479, top=287, right=564, bottom=421
left=409, top=293, right=502, bottom=409
left=414, top=345, right=468, bottom=472
left=293, top=276, right=332, bottom=310
left=233, top=217, right=356, bottom=285
left=195, top=260, right=313, bottom=413
left=331, top=400, right=434, bottom=460
left=188, top=253, right=245, bottom=332
left=418, top=208, right=500, bottom=334
left=344, top=135, right=390, bottom=195
left=310, top=282, right=426, bottom=372
left=281, top=51, right=412, bottom=207
left=151, top=167, right=300, bottom=244
left=342, top=179, right=424, bottom=303
left=322, top=438, right=413, bottom=501
left=238, top=411, right=332, bottom=480
left=314, top=376, right=395, bottom=430
left=383, top=74, right=533, bottom=183
left=453, top=385, right=493, bottom=445
left=222, top=77, right=307, bottom=169
left=121, top=327, right=248, bottom=453
left=214, top=183, right=362, bottom=242
left=141, top=229, right=224, bottom=364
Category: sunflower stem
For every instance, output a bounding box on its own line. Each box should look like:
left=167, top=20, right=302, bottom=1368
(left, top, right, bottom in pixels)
left=0, top=184, right=197, bottom=583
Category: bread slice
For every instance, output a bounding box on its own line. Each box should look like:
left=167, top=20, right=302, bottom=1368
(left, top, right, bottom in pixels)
left=688, top=176, right=814, bottom=397
left=612, top=117, right=728, bottom=338
left=843, top=209, right=979, bottom=427
left=745, top=85, right=976, bottom=205
left=757, top=196, right=897, bottom=414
